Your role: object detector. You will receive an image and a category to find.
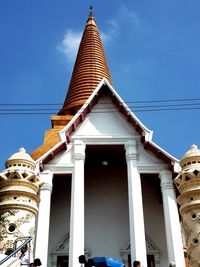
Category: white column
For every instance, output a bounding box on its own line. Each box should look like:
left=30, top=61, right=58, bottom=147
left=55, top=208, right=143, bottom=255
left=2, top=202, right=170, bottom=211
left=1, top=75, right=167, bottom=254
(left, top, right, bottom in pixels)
left=35, top=170, right=53, bottom=267
left=125, top=141, right=147, bottom=267
left=69, top=140, right=86, bottom=267
left=159, top=170, right=185, bottom=267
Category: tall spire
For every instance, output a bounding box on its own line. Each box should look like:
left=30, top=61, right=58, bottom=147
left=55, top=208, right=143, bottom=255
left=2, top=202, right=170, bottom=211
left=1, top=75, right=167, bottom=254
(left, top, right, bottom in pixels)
left=58, top=8, right=112, bottom=115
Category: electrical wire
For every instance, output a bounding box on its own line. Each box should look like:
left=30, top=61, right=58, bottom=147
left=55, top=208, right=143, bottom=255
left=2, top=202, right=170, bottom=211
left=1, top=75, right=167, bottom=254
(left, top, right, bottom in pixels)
left=0, top=97, right=200, bottom=115
left=1, top=97, right=200, bottom=106
left=0, top=107, right=200, bottom=115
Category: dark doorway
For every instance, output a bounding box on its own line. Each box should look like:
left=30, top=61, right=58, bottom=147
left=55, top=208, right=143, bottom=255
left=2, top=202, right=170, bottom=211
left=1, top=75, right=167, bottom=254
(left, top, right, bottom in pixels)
left=128, top=254, right=155, bottom=267
left=57, top=256, right=68, bottom=267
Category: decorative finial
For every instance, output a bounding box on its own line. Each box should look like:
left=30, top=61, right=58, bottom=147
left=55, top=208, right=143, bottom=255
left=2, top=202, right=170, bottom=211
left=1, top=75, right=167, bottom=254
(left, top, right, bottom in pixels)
left=88, top=6, right=94, bottom=18
left=19, top=147, right=26, bottom=153
left=191, top=144, right=198, bottom=150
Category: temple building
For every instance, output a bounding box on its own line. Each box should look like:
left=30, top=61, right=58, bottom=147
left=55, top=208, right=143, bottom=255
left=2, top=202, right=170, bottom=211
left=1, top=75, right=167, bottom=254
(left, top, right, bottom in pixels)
left=0, top=9, right=189, bottom=267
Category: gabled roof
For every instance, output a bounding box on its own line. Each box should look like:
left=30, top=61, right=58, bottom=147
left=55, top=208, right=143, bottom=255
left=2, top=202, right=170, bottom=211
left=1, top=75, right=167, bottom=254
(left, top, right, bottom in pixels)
left=36, top=78, right=179, bottom=174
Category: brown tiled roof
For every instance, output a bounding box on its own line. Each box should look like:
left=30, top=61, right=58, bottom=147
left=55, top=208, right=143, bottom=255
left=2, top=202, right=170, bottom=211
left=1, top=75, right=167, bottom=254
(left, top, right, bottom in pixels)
left=58, top=14, right=112, bottom=115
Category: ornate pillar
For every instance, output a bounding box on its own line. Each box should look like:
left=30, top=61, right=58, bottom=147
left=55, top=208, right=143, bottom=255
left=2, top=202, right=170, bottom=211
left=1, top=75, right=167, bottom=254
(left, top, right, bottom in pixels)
left=159, top=170, right=185, bottom=267
left=125, top=141, right=147, bottom=267
left=69, top=140, right=86, bottom=267
left=174, top=145, right=200, bottom=267
left=35, top=170, right=53, bottom=267
left=0, top=148, right=40, bottom=260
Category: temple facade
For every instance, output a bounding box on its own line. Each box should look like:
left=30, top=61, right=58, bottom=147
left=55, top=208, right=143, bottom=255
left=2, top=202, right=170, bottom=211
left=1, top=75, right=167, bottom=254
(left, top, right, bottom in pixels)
left=0, top=9, right=188, bottom=267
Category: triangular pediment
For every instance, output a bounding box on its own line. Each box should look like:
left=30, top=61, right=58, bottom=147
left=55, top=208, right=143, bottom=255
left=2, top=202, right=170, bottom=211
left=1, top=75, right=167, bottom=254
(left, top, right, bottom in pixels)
left=51, top=233, right=91, bottom=257
left=138, top=145, right=167, bottom=164
left=122, top=235, right=160, bottom=253
left=71, top=95, right=138, bottom=139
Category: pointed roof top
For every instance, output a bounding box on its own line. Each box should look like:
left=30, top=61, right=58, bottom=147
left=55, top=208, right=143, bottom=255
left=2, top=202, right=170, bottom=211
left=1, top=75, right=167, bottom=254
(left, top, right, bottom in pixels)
left=58, top=8, right=112, bottom=115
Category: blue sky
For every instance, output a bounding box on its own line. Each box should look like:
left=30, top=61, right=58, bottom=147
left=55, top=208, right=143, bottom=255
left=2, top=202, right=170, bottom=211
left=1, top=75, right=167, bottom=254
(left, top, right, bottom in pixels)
left=0, top=0, right=200, bottom=169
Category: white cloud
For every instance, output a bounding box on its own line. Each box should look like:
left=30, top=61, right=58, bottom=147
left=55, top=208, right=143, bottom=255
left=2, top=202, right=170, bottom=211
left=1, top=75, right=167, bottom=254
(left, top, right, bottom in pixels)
left=57, top=5, right=144, bottom=64
left=58, top=21, right=119, bottom=63
left=119, top=5, right=143, bottom=31
left=57, top=29, right=82, bottom=63
left=100, top=20, right=120, bottom=44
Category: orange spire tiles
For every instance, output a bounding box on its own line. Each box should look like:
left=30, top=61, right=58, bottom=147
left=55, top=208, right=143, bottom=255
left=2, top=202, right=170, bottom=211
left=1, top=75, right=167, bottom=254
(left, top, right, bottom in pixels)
left=58, top=11, right=112, bottom=115
left=31, top=10, right=112, bottom=160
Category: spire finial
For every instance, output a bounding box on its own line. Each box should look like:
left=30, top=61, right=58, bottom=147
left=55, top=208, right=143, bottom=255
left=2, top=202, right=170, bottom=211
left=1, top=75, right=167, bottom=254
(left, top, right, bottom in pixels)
left=88, top=6, right=94, bottom=18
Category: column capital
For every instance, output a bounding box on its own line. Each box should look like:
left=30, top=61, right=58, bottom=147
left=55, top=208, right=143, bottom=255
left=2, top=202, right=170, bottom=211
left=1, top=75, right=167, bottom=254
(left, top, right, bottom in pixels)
left=73, top=140, right=86, bottom=161
left=159, top=170, right=174, bottom=190
left=39, top=170, right=53, bottom=192
left=124, top=140, right=138, bottom=162
left=40, top=182, right=53, bottom=191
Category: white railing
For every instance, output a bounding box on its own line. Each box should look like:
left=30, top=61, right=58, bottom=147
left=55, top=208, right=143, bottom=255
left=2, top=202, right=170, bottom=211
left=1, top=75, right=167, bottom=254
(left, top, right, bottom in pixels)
left=0, top=236, right=32, bottom=266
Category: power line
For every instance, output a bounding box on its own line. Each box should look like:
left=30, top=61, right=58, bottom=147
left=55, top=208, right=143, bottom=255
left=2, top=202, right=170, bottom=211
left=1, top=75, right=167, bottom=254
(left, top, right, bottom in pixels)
left=125, top=97, right=200, bottom=104
left=94, top=102, right=200, bottom=109
left=1, top=101, right=200, bottom=112
left=1, top=106, right=200, bottom=115
left=0, top=103, right=61, bottom=106
left=0, top=97, right=200, bottom=115
left=0, top=97, right=200, bottom=106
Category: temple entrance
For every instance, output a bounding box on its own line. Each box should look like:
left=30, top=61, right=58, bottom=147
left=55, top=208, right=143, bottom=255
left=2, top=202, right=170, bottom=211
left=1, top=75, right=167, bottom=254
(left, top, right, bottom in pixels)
left=147, top=255, right=156, bottom=267
left=121, top=236, right=160, bottom=267
left=128, top=255, right=155, bottom=267
left=57, top=256, right=68, bottom=267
